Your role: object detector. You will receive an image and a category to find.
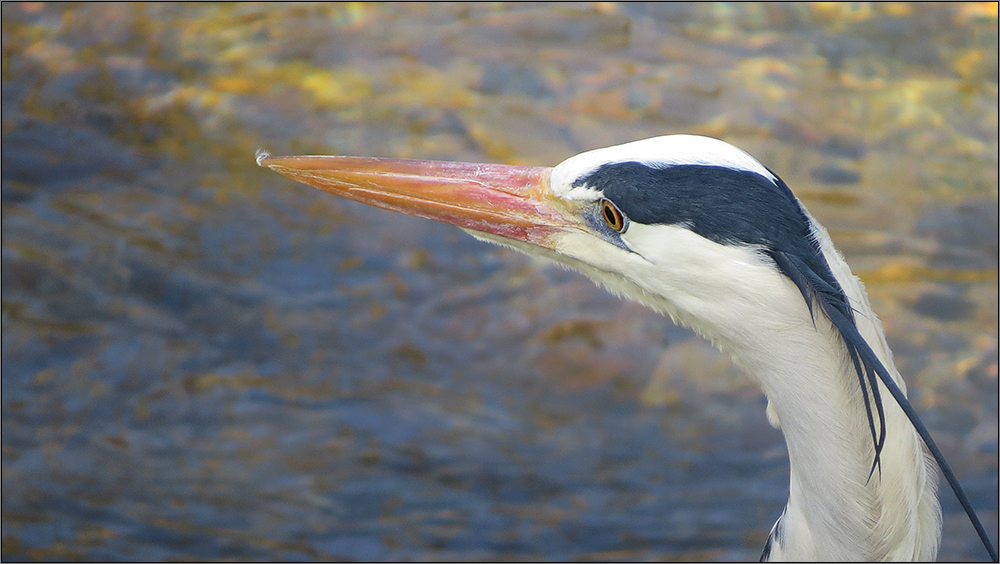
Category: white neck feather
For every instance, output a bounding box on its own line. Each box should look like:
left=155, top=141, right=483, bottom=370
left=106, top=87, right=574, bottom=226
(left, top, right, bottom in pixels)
left=752, top=220, right=941, bottom=561
left=467, top=213, right=941, bottom=560
left=533, top=218, right=939, bottom=561
left=640, top=222, right=941, bottom=561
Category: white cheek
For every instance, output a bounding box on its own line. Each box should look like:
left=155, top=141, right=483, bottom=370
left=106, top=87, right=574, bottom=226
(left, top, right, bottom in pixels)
left=622, top=223, right=716, bottom=270
left=618, top=223, right=805, bottom=331
left=619, top=223, right=765, bottom=292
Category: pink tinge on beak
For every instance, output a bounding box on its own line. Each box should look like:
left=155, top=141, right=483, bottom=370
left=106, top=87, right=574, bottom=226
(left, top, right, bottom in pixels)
left=258, top=154, right=565, bottom=246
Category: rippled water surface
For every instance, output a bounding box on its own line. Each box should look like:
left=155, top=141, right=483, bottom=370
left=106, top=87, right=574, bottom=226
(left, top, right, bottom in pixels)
left=3, top=3, right=997, bottom=561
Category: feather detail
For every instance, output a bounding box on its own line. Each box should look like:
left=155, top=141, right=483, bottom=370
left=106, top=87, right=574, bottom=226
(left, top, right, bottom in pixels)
left=768, top=249, right=886, bottom=476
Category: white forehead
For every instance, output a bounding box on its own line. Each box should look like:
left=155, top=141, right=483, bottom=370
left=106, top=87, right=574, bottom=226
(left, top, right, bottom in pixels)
left=550, top=135, right=777, bottom=200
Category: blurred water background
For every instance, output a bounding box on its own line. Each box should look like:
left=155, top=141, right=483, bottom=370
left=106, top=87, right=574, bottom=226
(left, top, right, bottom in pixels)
left=2, top=2, right=997, bottom=561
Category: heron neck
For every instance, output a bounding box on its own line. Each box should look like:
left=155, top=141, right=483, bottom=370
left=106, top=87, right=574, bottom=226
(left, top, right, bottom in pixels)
left=724, top=283, right=939, bottom=561
left=750, top=324, right=881, bottom=560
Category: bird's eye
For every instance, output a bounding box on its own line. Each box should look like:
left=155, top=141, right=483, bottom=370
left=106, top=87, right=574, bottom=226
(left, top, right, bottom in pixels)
left=601, top=199, right=626, bottom=232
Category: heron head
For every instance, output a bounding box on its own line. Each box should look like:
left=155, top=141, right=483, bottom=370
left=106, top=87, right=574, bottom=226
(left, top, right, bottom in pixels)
left=260, top=135, right=843, bottom=333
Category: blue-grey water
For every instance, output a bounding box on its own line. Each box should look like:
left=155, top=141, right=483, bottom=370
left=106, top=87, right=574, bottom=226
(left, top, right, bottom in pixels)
left=3, top=3, right=997, bottom=561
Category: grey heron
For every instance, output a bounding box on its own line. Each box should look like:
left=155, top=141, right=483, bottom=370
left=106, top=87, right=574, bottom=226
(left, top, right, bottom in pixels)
left=258, top=135, right=996, bottom=561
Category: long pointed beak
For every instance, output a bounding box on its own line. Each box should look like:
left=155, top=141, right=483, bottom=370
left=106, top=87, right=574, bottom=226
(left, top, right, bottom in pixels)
left=258, top=153, right=570, bottom=247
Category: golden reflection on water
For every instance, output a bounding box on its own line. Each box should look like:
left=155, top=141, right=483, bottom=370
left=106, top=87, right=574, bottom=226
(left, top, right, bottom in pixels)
left=2, top=2, right=996, bottom=561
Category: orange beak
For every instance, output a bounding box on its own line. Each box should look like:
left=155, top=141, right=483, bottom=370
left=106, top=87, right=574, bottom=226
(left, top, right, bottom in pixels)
left=258, top=153, right=570, bottom=247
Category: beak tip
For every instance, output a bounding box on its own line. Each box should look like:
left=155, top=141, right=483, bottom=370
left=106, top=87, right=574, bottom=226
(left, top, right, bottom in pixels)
left=255, top=148, right=271, bottom=167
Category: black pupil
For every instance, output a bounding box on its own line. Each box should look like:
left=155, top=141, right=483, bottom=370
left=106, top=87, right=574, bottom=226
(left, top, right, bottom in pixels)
left=604, top=202, right=619, bottom=228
